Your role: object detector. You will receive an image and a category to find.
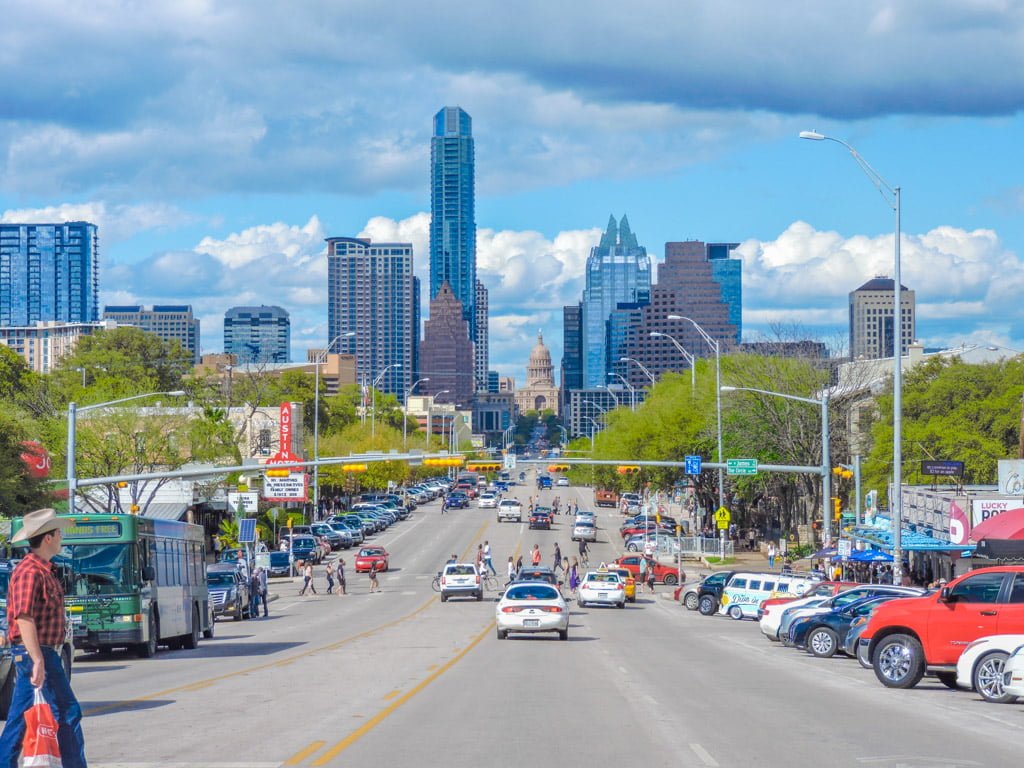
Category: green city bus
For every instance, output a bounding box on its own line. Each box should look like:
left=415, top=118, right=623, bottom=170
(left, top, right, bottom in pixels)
left=11, top=513, right=213, bottom=657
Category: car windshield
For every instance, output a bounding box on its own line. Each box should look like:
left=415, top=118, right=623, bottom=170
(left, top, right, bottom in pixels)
left=54, top=543, right=137, bottom=596
left=360, top=549, right=383, bottom=556
left=269, top=552, right=289, bottom=564
left=446, top=565, right=476, bottom=575
left=506, top=585, right=559, bottom=601
left=587, top=573, right=620, bottom=584
left=207, top=572, right=236, bottom=587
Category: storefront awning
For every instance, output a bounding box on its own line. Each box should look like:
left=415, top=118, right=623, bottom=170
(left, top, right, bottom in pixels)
left=141, top=503, right=190, bottom=521
left=970, top=507, right=1024, bottom=542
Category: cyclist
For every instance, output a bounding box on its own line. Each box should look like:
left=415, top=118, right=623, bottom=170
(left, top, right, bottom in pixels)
left=578, top=538, right=590, bottom=565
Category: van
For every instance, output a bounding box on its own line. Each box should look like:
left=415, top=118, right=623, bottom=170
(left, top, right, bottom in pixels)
left=718, top=571, right=818, bottom=620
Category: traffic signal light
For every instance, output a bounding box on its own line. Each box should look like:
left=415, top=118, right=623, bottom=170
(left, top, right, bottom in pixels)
left=616, top=465, right=641, bottom=475
left=341, top=464, right=368, bottom=473
left=832, top=466, right=853, bottom=480
left=265, top=468, right=291, bottom=477
left=423, top=457, right=464, bottom=467
left=548, top=464, right=570, bottom=473
left=466, top=462, right=501, bottom=472
left=832, top=496, right=842, bottom=520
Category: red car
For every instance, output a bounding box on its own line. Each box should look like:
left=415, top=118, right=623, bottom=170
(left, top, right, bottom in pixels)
left=354, top=546, right=390, bottom=573
left=620, top=523, right=673, bottom=540
left=613, top=555, right=683, bottom=585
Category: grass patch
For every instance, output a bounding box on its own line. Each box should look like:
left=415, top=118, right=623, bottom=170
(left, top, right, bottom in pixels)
left=704, top=557, right=737, bottom=565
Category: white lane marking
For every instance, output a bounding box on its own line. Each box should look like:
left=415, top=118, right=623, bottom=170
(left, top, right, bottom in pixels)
left=401, top=591, right=417, bottom=595
left=690, top=743, right=719, bottom=767
left=415, top=574, right=429, bottom=580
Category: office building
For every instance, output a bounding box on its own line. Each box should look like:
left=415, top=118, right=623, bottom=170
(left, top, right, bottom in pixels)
left=102, top=304, right=200, bottom=363
left=0, top=319, right=116, bottom=374
left=0, top=222, right=99, bottom=327
left=430, top=107, right=477, bottom=335
left=849, top=277, right=916, bottom=359
left=419, top=282, right=474, bottom=406
left=475, top=279, right=489, bottom=391
left=621, top=240, right=741, bottom=389
left=560, top=303, right=582, bottom=415
left=326, top=236, right=415, bottom=399
left=223, top=305, right=290, bottom=364
left=581, top=215, right=651, bottom=387
left=486, top=370, right=500, bottom=393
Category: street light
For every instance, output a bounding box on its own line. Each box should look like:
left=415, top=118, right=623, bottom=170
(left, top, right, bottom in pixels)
left=620, top=356, right=656, bottom=385
left=370, top=363, right=403, bottom=438
left=584, top=415, right=601, bottom=451
left=649, top=331, right=696, bottom=391
left=426, top=390, right=450, bottom=446
left=667, top=315, right=723, bottom=509
left=608, top=372, right=635, bottom=411
left=721, top=386, right=831, bottom=545
left=801, top=129, right=903, bottom=584
left=67, top=390, right=187, bottom=514
left=313, top=331, right=355, bottom=514
left=597, top=384, right=619, bottom=408
left=403, top=378, right=430, bottom=449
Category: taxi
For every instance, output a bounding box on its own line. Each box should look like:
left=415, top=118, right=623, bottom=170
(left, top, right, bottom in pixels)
left=607, top=566, right=637, bottom=603
left=577, top=568, right=626, bottom=609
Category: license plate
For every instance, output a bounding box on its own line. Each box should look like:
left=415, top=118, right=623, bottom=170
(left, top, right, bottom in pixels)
left=523, top=619, right=539, bottom=627
left=599, top=592, right=607, bottom=598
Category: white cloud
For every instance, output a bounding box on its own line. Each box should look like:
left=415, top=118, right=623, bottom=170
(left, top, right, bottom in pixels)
left=0, top=200, right=189, bottom=242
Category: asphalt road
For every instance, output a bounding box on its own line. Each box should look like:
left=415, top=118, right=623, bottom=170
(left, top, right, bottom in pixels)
left=51, top=480, right=1024, bottom=767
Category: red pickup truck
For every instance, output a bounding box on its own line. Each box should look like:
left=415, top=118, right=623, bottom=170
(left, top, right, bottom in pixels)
left=861, top=566, right=1024, bottom=689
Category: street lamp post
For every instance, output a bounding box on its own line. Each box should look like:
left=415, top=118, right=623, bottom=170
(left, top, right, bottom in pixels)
left=425, top=390, right=450, bottom=447
left=608, top=372, right=635, bottom=411
left=620, top=357, right=656, bottom=385
left=584, top=416, right=600, bottom=451
left=67, top=390, right=187, bottom=514
left=370, top=364, right=403, bottom=438
left=801, top=130, right=903, bottom=584
left=649, top=331, right=696, bottom=391
left=668, top=316, right=723, bottom=509
left=721, top=386, right=831, bottom=545
left=403, top=378, right=430, bottom=449
left=313, top=332, right=355, bottom=514
left=597, top=384, right=619, bottom=409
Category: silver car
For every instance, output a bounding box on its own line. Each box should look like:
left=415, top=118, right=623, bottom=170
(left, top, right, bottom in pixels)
left=495, top=582, right=569, bottom=640
left=571, top=520, right=597, bottom=542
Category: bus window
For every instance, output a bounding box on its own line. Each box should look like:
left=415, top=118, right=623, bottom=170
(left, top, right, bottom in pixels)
left=56, top=543, right=137, bottom=596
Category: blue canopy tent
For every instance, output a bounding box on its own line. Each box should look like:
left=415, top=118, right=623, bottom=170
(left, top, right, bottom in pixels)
left=850, top=548, right=893, bottom=563
left=850, top=518, right=975, bottom=555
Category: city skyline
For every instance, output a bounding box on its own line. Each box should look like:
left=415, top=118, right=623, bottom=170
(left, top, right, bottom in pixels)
left=2, top=3, right=1024, bottom=378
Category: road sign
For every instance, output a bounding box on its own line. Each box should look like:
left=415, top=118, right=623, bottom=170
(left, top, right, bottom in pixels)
left=838, top=539, right=852, bottom=558
left=714, top=506, right=731, bottom=529
left=227, top=492, right=259, bottom=514
left=727, top=458, right=758, bottom=476
left=504, top=454, right=517, bottom=469
left=263, top=471, right=307, bottom=502
left=684, top=455, right=702, bottom=475
left=238, top=518, right=257, bottom=544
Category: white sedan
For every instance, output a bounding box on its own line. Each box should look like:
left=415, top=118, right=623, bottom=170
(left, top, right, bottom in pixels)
left=577, top=570, right=626, bottom=609
left=571, top=520, right=597, bottom=542
left=1002, top=643, right=1024, bottom=699
left=477, top=493, right=499, bottom=508
left=495, top=582, right=569, bottom=640
left=955, top=633, right=1024, bottom=703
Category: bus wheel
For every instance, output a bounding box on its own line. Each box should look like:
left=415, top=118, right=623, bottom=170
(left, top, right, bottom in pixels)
left=136, top=614, right=158, bottom=658
left=182, top=606, right=200, bottom=650
left=202, top=605, right=215, bottom=639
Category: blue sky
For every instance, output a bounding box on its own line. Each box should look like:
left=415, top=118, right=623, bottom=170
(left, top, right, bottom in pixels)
left=2, top=1, right=1024, bottom=378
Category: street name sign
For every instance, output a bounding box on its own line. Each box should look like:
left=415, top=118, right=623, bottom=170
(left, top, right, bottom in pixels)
left=727, top=458, right=758, bottom=476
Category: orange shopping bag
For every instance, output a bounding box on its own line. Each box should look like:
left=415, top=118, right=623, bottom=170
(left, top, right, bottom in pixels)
left=22, top=688, right=63, bottom=768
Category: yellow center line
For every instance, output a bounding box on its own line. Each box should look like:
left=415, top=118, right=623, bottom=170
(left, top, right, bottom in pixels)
left=312, top=620, right=494, bottom=766
left=81, top=518, right=494, bottom=718
left=382, top=689, right=401, bottom=700
left=284, top=741, right=326, bottom=766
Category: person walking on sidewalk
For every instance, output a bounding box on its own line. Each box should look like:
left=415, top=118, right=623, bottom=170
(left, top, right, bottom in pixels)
left=299, top=562, right=317, bottom=595
left=767, top=541, right=777, bottom=569
left=257, top=565, right=269, bottom=616
left=0, top=509, right=87, bottom=768
left=325, top=562, right=335, bottom=595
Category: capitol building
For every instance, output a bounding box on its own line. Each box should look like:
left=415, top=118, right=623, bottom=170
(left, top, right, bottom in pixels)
left=514, top=331, right=560, bottom=416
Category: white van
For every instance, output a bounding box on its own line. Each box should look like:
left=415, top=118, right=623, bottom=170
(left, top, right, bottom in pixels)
left=718, top=572, right=818, bottom=620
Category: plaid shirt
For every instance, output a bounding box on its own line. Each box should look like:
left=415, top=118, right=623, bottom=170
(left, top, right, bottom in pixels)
left=6, top=552, right=66, bottom=646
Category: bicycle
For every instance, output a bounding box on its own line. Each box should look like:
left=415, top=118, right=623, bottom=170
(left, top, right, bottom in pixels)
left=481, top=572, right=499, bottom=591
left=431, top=571, right=442, bottom=592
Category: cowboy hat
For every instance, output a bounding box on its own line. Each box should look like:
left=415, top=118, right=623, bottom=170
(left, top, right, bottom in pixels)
left=12, top=508, right=74, bottom=543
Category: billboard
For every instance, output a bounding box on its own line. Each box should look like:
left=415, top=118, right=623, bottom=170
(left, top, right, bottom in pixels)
left=970, top=498, right=1023, bottom=527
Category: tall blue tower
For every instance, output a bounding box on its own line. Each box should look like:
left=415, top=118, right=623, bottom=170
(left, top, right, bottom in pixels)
left=430, top=107, right=476, bottom=338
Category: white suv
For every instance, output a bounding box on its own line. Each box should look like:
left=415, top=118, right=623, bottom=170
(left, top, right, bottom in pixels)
left=440, top=563, right=483, bottom=602
left=497, top=499, right=523, bottom=523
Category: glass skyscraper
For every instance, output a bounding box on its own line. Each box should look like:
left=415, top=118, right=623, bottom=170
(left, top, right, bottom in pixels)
left=581, top=215, right=651, bottom=387
left=224, top=305, right=291, bottom=364
left=0, top=222, right=99, bottom=327
left=707, top=242, right=742, bottom=344
left=430, top=107, right=477, bottom=337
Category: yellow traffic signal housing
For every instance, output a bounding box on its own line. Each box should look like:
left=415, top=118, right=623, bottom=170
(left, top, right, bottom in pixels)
left=832, top=496, right=842, bottom=519
left=116, top=481, right=128, bottom=488
left=265, top=468, right=291, bottom=477
left=616, top=465, right=641, bottom=475
left=466, top=462, right=501, bottom=472
left=341, top=464, right=368, bottom=473
left=547, top=464, right=570, bottom=473
left=832, top=466, right=854, bottom=480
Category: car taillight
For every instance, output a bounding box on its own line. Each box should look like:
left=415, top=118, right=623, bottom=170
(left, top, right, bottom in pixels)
left=541, top=606, right=563, bottom=613
left=502, top=606, right=524, bottom=613
left=475, top=575, right=481, bottom=584
left=441, top=577, right=446, bottom=586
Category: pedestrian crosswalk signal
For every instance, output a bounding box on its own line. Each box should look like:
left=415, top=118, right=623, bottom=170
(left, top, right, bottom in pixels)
left=616, top=465, right=641, bottom=475
left=547, top=464, right=570, bottom=473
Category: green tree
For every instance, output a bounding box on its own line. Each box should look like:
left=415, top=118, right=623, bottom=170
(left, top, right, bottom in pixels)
left=0, top=419, right=53, bottom=516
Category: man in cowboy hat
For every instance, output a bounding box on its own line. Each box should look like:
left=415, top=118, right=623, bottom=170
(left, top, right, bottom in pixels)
left=0, top=508, right=87, bottom=767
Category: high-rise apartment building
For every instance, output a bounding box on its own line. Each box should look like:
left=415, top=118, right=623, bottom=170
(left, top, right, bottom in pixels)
left=581, top=215, right=651, bottom=387
left=621, top=240, right=741, bottom=388
left=474, top=279, right=489, bottom=391
left=849, top=277, right=915, bottom=359
left=102, top=304, right=200, bottom=363
left=326, top=237, right=415, bottom=399
left=419, top=282, right=475, bottom=406
left=223, top=305, right=290, bottom=364
left=430, top=107, right=477, bottom=335
left=0, top=222, right=99, bottom=327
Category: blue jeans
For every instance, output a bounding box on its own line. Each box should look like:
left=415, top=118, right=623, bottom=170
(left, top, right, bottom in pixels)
left=0, top=646, right=87, bottom=768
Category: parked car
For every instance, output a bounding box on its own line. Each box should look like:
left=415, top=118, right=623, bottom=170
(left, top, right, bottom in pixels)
left=207, top=563, right=252, bottom=621
left=327, top=520, right=363, bottom=545
left=440, top=563, right=483, bottom=602
left=282, top=534, right=322, bottom=564
left=788, top=596, right=900, bottom=658
left=354, top=547, right=390, bottom=573
left=613, top=555, right=683, bottom=586
left=577, top=569, right=626, bottom=609
left=862, top=567, right=1024, bottom=690
left=267, top=551, right=292, bottom=578
left=1001, top=643, right=1024, bottom=699
left=310, top=523, right=346, bottom=550
left=497, top=499, right=523, bottom=523
left=759, top=581, right=862, bottom=640
left=779, top=585, right=925, bottom=644
left=679, top=570, right=737, bottom=614
left=721, top=571, right=819, bottom=621
left=954, top=633, right=1024, bottom=703
left=495, top=582, right=569, bottom=640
